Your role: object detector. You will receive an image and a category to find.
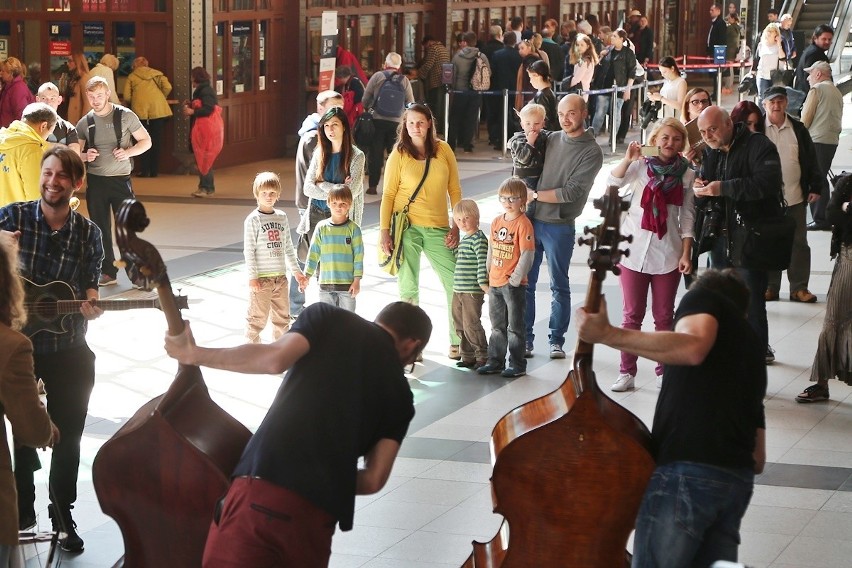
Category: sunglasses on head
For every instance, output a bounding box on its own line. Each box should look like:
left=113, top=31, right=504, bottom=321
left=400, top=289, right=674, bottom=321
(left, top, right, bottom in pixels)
left=322, top=106, right=346, bottom=120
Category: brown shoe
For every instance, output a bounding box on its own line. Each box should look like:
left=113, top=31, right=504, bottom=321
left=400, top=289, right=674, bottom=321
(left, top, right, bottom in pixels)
left=366, top=186, right=377, bottom=195
left=790, top=289, right=817, bottom=303
left=764, top=288, right=779, bottom=302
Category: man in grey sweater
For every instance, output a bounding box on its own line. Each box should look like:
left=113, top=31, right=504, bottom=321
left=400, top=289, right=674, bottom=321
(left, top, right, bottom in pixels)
left=524, top=94, right=604, bottom=358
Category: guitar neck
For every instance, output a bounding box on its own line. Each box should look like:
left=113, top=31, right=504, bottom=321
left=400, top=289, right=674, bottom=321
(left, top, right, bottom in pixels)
left=55, top=299, right=159, bottom=314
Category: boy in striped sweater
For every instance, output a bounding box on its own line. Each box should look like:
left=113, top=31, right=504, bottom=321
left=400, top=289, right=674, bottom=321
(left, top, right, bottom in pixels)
left=244, top=172, right=306, bottom=343
left=451, top=199, right=489, bottom=369
left=302, top=185, right=364, bottom=312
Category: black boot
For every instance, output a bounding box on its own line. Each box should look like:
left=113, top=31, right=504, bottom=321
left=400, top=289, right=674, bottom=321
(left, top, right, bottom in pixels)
left=50, top=503, right=84, bottom=553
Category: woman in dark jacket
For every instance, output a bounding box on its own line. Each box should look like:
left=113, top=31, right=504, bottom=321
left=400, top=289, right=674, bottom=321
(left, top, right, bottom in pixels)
left=183, top=67, right=219, bottom=197
left=527, top=60, right=559, bottom=131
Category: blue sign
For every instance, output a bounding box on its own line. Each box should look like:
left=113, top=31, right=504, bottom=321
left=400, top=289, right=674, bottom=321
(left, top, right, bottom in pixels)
left=714, top=45, right=726, bottom=65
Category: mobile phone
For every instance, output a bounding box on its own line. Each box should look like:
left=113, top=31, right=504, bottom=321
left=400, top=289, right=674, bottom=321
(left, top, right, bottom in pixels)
left=640, top=145, right=660, bottom=157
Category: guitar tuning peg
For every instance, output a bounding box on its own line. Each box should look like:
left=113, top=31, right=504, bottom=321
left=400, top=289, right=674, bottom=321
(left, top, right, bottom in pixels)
left=611, top=265, right=622, bottom=276
left=577, top=237, right=594, bottom=247
left=583, top=226, right=594, bottom=235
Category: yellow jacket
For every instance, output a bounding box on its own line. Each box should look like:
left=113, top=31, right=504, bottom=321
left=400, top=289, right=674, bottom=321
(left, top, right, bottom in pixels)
left=380, top=140, right=462, bottom=229
left=123, top=66, right=173, bottom=120
left=0, top=120, right=49, bottom=205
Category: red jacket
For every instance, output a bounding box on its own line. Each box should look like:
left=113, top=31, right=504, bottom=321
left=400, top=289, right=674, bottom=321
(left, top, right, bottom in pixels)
left=0, top=76, right=35, bottom=128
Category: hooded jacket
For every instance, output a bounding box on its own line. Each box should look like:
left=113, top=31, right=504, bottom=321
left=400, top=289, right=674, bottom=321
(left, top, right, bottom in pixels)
left=451, top=47, right=480, bottom=91
left=123, top=66, right=173, bottom=120
left=0, top=120, right=49, bottom=205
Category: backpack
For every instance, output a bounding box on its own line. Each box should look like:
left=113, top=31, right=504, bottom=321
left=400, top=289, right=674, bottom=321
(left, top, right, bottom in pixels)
left=373, top=71, right=406, bottom=118
left=470, top=52, right=491, bottom=91
left=83, top=107, right=124, bottom=152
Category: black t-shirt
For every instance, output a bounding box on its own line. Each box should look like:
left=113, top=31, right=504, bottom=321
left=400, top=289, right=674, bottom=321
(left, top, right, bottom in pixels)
left=232, top=303, right=415, bottom=530
left=651, top=287, right=766, bottom=471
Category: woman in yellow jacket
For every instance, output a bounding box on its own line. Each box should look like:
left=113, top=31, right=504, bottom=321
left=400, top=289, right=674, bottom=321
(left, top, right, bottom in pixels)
left=379, top=103, right=463, bottom=358
left=123, top=56, right=173, bottom=177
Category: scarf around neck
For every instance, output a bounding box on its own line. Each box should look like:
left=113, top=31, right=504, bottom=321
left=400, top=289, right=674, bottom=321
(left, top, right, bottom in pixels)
left=640, top=155, right=688, bottom=239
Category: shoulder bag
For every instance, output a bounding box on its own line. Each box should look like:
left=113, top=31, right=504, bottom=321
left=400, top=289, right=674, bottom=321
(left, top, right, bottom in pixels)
left=731, top=206, right=796, bottom=271
left=378, top=157, right=431, bottom=276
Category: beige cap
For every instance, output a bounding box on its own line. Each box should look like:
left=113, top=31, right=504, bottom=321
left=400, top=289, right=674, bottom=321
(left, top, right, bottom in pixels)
left=629, top=9, right=642, bottom=17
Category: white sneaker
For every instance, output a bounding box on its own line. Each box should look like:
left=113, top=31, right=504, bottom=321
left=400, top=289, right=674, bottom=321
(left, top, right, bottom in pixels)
left=611, top=373, right=635, bottom=392
left=656, top=375, right=663, bottom=389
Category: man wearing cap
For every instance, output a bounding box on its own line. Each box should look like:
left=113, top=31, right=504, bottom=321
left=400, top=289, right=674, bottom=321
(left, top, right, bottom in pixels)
left=761, top=86, right=822, bottom=304
left=801, top=60, right=843, bottom=231
left=795, top=24, right=833, bottom=94
left=707, top=4, right=728, bottom=58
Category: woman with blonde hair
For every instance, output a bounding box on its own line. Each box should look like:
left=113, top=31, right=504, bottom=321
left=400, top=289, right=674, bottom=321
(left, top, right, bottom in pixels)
left=63, top=52, right=92, bottom=124
left=756, top=22, right=785, bottom=100
left=568, top=32, right=599, bottom=100
left=530, top=33, right=550, bottom=68
left=0, top=57, right=34, bottom=127
left=606, top=117, right=695, bottom=391
left=88, top=54, right=120, bottom=104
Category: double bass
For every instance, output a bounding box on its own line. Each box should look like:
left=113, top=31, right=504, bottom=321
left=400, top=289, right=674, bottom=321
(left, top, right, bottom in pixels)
left=464, top=187, right=656, bottom=566
left=92, top=200, right=252, bottom=567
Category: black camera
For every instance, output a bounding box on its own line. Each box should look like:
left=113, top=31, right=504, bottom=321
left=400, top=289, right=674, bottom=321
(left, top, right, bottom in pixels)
left=639, top=99, right=661, bottom=130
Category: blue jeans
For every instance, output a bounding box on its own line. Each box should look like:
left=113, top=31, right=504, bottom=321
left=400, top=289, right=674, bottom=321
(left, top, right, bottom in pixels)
left=757, top=78, right=772, bottom=102
left=591, top=94, right=624, bottom=137
left=289, top=214, right=306, bottom=317
left=525, top=220, right=575, bottom=348
left=709, top=236, right=769, bottom=349
left=319, top=289, right=356, bottom=312
left=487, top=284, right=526, bottom=370
left=631, top=461, right=754, bottom=568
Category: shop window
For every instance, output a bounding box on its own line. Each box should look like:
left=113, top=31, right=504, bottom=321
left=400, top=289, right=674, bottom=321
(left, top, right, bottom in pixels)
left=358, top=15, right=375, bottom=74
left=83, top=21, right=105, bottom=67
left=489, top=7, right=502, bottom=27
left=47, top=21, right=71, bottom=93
left=231, top=21, right=254, bottom=93
left=215, top=22, right=225, bottom=95
left=307, top=16, right=321, bottom=85
left=402, top=12, right=418, bottom=64
left=233, top=0, right=254, bottom=10
left=114, top=21, right=135, bottom=92
left=258, top=21, right=266, bottom=90
left=525, top=6, right=538, bottom=33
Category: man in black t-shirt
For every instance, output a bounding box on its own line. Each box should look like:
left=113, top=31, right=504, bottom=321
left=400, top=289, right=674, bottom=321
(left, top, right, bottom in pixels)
left=576, top=269, right=766, bottom=566
left=165, top=302, right=432, bottom=567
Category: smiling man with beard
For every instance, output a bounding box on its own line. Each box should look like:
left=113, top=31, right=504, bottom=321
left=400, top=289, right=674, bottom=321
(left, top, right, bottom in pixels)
left=0, top=145, right=104, bottom=553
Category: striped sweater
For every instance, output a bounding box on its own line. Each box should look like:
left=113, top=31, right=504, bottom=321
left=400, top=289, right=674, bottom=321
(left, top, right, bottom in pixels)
left=304, top=218, right=364, bottom=285
left=453, top=229, right=488, bottom=293
left=243, top=208, right=301, bottom=279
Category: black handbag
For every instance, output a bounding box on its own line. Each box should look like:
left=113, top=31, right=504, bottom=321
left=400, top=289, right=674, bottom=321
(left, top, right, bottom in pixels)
left=353, top=111, right=375, bottom=148
left=731, top=213, right=796, bottom=271
left=770, top=60, right=794, bottom=87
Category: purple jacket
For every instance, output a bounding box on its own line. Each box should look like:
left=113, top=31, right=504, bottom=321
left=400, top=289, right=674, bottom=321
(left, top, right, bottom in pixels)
left=0, top=76, right=35, bottom=128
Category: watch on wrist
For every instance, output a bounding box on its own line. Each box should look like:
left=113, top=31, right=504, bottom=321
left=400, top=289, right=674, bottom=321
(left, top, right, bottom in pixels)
left=533, top=191, right=539, bottom=201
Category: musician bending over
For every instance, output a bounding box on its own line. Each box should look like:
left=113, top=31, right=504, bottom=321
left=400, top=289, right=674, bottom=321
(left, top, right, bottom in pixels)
left=576, top=269, right=766, bottom=567
left=0, top=146, right=104, bottom=554
left=164, top=301, right=432, bottom=567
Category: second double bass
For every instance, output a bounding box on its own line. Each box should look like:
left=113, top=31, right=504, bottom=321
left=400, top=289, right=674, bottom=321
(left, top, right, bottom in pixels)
left=464, top=187, right=655, bottom=567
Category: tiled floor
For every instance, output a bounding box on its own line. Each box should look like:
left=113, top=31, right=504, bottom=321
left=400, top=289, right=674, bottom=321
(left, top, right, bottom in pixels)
left=14, top=93, right=852, bottom=567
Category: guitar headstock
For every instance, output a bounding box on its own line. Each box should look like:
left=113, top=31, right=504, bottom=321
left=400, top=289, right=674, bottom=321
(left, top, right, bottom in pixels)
left=577, top=186, right=633, bottom=278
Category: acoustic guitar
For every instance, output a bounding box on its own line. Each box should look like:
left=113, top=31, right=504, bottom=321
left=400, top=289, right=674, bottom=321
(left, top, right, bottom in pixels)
left=23, top=277, right=188, bottom=336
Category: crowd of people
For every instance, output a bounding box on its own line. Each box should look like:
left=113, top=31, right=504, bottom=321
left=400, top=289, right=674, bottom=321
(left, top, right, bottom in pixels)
left=1, top=7, right=852, bottom=567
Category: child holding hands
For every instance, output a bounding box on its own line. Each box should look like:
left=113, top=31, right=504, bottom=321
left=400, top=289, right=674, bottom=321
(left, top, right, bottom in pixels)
left=243, top=171, right=307, bottom=342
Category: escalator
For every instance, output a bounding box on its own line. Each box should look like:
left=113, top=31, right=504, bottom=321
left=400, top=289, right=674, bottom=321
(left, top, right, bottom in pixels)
left=782, top=0, right=852, bottom=89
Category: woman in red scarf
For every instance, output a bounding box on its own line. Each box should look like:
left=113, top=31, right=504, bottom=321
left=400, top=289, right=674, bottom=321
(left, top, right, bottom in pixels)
left=605, top=117, right=696, bottom=392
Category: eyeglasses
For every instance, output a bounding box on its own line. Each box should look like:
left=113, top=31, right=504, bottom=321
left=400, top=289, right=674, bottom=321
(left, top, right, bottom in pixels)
left=499, top=196, right=522, bottom=203
left=690, top=98, right=711, bottom=106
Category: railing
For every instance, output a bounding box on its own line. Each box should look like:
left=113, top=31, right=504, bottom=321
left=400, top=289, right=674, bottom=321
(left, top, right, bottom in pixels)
left=443, top=57, right=751, bottom=156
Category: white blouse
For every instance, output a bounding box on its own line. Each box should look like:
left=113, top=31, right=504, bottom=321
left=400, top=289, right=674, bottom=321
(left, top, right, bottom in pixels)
left=757, top=42, right=783, bottom=81
left=607, top=159, right=696, bottom=274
